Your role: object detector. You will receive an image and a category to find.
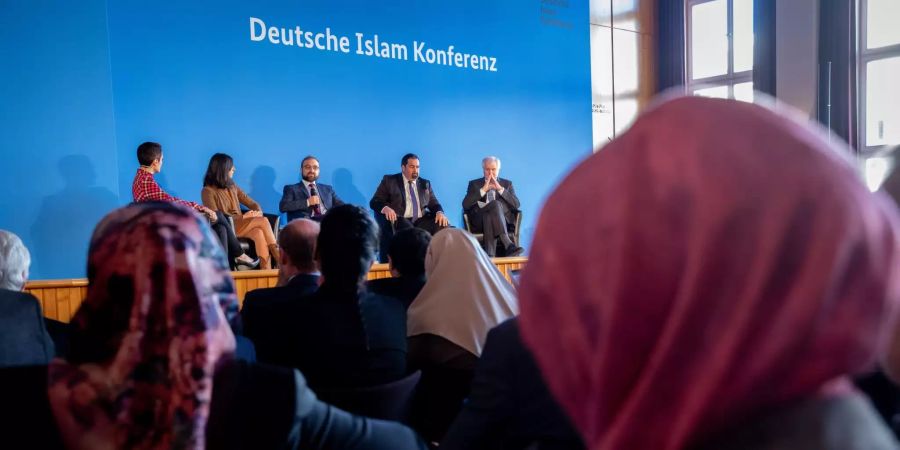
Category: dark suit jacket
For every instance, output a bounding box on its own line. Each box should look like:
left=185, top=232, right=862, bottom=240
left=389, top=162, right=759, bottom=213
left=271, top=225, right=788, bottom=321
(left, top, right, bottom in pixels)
left=0, top=361, right=428, bottom=450
left=366, top=275, right=426, bottom=309
left=440, top=319, right=585, bottom=450
left=281, top=283, right=408, bottom=389
left=462, top=177, right=520, bottom=226
left=370, top=174, right=443, bottom=218
left=280, top=182, right=344, bottom=221
left=241, top=274, right=320, bottom=365
left=0, top=289, right=54, bottom=367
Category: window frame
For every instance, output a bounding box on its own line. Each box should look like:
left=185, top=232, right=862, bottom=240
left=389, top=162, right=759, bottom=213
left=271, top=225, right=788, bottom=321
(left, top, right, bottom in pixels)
left=858, top=0, right=900, bottom=153
left=685, top=0, right=753, bottom=100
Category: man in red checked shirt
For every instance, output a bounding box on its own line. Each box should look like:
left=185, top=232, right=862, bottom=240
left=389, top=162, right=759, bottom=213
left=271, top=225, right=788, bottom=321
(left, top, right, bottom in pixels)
left=132, top=142, right=259, bottom=269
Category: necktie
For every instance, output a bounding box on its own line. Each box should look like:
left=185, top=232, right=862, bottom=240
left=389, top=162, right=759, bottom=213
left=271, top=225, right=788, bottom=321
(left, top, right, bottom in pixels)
left=408, top=180, right=420, bottom=220
left=488, top=188, right=496, bottom=202
left=309, top=183, right=322, bottom=217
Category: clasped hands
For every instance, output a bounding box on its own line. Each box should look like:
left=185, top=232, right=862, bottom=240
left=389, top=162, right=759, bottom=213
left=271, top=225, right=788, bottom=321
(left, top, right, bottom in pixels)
left=482, top=177, right=503, bottom=194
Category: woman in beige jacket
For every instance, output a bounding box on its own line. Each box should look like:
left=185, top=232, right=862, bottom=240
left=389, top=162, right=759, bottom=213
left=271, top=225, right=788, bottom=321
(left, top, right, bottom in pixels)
left=202, top=153, right=279, bottom=269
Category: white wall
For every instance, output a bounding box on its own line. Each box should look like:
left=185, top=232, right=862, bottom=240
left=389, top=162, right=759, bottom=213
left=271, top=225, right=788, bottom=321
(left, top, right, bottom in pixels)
left=776, top=0, right=819, bottom=117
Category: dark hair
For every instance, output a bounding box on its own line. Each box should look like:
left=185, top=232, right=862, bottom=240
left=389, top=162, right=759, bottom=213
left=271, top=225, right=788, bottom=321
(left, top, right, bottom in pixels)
left=388, top=228, right=431, bottom=277
left=401, top=153, right=419, bottom=166
left=203, top=153, right=235, bottom=189
left=137, top=142, right=162, bottom=166
left=317, top=205, right=379, bottom=289
left=301, top=155, right=319, bottom=167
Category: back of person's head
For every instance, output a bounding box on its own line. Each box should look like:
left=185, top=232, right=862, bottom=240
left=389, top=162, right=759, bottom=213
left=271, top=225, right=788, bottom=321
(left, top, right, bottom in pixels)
left=136, top=141, right=162, bottom=166
left=518, top=96, right=900, bottom=450
left=203, top=153, right=235, bottom=189
left=0, top=230, right=30, bottom=291
left=317, top=204, right=379, bottom=289
left=48, top=202, right=239, bottom=449
left=388, top=228, right=431, bottom=277
left=279, top=218, right=320, bottom=273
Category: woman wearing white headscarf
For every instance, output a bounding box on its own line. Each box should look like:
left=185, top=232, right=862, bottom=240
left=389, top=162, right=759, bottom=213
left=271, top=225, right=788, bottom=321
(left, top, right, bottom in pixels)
left=407, top=228, right=518, bottom=370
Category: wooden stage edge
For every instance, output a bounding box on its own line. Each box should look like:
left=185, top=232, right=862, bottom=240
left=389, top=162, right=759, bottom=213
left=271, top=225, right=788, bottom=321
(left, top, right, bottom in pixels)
left=25, top=257, right=528, bottom=323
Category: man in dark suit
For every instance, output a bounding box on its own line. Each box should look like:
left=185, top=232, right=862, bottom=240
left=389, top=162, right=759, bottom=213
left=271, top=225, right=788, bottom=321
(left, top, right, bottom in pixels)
left=241, top=218, right=321, bottom=365
left=370, top=153, right=449, bottom=261
left=282, top=205, right=408, bottom=389
left=0, top=230, right=55, bottom=367
left=280, top=155, right=345, bottom=221
left=367, top=227, right=431, bottom=308
left=462, top=156, right=524, bottom=257
left=440, top=318, right=585, bottom=450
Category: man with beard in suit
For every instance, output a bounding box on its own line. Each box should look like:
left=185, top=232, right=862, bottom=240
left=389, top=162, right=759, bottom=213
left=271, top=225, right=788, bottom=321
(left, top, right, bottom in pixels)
left=280, top=155, right=345, bottom=222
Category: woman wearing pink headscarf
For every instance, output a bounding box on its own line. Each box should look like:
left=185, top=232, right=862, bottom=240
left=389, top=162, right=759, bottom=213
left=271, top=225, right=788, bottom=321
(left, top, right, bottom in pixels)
left=1, top=202, right=427, bottom=450
left=519, top=96, right=900, bottom=450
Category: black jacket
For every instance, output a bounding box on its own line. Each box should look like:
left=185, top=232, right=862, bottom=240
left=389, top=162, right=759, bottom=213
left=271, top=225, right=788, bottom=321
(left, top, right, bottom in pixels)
left=0, top=361, right=428, bottom=450
left=370, top=174, right=443, bottom=217
left=0, top=289, right=54, bottom=368
left=241, top=274, right=320, bottom=366
left=440, top=319, right=585, bottom=450
left=367, top=275, right=426, bottom=309
left=462, top=177, right=520, bottom=224
left=280, top=283, right=408, bottom=389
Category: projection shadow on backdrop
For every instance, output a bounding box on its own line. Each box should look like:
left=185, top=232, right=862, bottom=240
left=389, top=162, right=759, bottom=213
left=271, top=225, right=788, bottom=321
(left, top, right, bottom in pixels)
left=332, top=168, right=368, bottom=209
left=249, top=165, right=284, bottom=219
left=30, top=155, right=118, bottom=279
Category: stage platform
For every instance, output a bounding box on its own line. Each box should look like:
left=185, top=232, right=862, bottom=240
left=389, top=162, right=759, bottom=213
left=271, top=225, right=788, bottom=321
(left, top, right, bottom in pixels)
left=24, top=257, right=527, bottom=323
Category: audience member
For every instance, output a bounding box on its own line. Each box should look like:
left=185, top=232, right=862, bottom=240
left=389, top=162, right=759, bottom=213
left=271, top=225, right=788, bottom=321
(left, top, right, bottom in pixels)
left=202, top=153, right=279, bottom=269
left=367, top=227, right=431, bottom=308
left=408, top=228, right=517, bottom=371
left=280, top=205, right=408, bottom=389
left=462, top=156, right=524, bottom=256
left=280, top=155, right=345, bottom=221
left=133, top=141, right=258, bottom=269
left=242, top=218, right=321, bottom=365
left=406, top=228, right=517, bottom=441
left=0, top=230, right=54, bottom=367
left=440, top=318, right=585, bottom=450
left=519, top=96, right=900, bottom=450
left=0, top=203, right=426, bottom=450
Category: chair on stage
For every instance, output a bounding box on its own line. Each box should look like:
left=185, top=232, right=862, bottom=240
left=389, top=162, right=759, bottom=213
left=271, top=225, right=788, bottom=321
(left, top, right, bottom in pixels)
left=462, top=210, right=523, bottom=256
left=314, top=370, right=422, bottom=423
left=228, top=211, right=281, bottom=270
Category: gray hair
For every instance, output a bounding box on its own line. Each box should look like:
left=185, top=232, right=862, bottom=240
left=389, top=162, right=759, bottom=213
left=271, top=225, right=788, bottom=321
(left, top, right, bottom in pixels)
left=0, top=230, right=30, bottom=291
left=482, top=156, right=501, bottom=168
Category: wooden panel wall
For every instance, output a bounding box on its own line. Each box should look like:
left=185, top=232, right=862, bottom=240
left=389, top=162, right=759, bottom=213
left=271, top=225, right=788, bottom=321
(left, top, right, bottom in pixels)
left=25, top=257, right=527, bottom=323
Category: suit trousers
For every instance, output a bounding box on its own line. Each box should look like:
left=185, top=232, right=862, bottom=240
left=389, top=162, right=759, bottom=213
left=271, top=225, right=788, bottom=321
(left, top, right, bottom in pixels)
left=210, top=211, right=243, bottom=262
left=470, top=201, right=512, bottom=256
left=394, top=212, right=448, bottom=236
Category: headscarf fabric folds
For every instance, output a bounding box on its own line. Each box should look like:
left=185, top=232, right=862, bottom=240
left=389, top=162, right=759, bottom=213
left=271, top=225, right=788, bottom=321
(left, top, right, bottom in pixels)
left=519, top=97, right=900, bottom=450
left=408, top=228, right=518, bottom=356
left=48, top=202, right=238, bottom=450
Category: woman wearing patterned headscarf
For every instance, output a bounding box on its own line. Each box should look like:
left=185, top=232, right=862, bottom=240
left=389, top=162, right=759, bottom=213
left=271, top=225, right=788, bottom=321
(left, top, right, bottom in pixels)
left=519, top=96, right=900, bottom=450
left=2, top=202, right=427, bottom=450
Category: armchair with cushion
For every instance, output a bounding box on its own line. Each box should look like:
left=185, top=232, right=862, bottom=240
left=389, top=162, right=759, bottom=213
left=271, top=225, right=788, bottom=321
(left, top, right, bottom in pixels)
left=462, top=210, right=522, bottom=256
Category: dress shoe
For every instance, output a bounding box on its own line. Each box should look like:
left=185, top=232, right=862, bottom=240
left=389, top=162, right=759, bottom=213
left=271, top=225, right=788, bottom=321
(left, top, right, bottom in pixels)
left=505, top=244, right=525, bottom=257
left=234, top=256, right=260, bottom=270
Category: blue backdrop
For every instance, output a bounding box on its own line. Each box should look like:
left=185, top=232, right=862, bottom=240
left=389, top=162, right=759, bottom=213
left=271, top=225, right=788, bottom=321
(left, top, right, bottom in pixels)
left=0, top=0, right=591, bottom=280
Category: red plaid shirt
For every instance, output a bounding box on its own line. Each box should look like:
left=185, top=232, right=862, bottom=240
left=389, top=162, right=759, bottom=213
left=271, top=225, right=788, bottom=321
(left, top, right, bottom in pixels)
left=132, top=169, right=202, bottom=210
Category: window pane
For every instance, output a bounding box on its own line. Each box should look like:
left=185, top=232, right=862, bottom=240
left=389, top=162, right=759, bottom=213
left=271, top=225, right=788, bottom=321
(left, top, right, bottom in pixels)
left=694, top=85, right=729, bottom=99
left=866, top=56, right=900, bottom=147
left=867, top=0, right=900, bottom=49
left=733, top=82, right=754, bottom=103
left=733, top=0, right=754, bottom=72
left=612, top=0, right=639, bottom=31
left=614, top=97, right=639, bottom=134
left=590, top=0, right=612, bottom=27
left=691, top=0, right=728, bottom=79
left=613, top=28, right=640, bottom=94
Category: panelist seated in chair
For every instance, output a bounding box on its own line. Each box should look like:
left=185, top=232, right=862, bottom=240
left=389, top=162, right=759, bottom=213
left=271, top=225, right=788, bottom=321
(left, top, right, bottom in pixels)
left=202, top=153, right=279, bottom=270
left=280, top=155, right=344, bottom=222
left=463, top=156, right=524, bottom=257
left=370, top=153, right=450, bottom=238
